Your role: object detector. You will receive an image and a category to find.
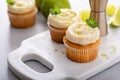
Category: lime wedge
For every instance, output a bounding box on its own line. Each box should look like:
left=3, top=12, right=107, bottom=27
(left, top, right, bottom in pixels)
left=109, top=20, right=117, bottom=27
left=109, top=6, right=120, bottom=27
left=80, top=9, right=90, bottom=22
left=106, top=5, right=116, bottom=17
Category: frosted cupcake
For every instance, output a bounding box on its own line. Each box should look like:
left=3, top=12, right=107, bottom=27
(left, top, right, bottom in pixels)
left=63, top=18, right=100, bottom=63
left=7, top=0, right=37, bottom=28
left=48, top=8, right=79, bottom=43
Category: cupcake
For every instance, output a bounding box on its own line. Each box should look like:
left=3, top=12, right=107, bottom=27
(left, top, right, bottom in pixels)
left=63, top=19, right=100, bottom=63
left=7, top=0, right=38, bottom=28
left=48, top=8, right=79, bottom=43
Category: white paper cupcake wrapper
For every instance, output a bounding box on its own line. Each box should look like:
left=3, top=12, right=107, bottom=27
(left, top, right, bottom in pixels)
left=64, top=40, right=99, bottom=63
left=48, top=25, right=67, bottom=43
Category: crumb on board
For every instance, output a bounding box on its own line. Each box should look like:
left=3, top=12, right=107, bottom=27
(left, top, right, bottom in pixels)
left=54, top=49, right=58, bottom=52
left=101, top=53, right=109, bottom=59
left=48, top=49, right=51, bottom=55
left=61, top=51, right=65, bottom=54
left=110, top=46, right=116, bottom=54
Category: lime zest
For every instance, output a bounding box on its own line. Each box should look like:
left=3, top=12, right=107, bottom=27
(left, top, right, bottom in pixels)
left=86, top=18, right=98, bottom=28
left=7, top=0, right=15, bottom=5
left=50, top=6, right=61, bottom=15
left=76, top=31, right=82, bottom=35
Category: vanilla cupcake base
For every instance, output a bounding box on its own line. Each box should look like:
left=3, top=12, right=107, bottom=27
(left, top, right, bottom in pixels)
left=8, top=7, right=37, bottom=28
left=63, top=37, right=100, bottom=63
left=48, top=24, right=67, bottom=43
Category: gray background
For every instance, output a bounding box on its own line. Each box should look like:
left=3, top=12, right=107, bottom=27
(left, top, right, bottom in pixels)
left=0, top=0, right=120, bottom=80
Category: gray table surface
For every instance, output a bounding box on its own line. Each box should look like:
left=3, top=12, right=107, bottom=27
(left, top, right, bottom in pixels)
left=0, top=0, right=120, bottom=80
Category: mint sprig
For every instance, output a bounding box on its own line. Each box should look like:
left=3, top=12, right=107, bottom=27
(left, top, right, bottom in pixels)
left=50, top=7, right=61, bottom=15
left=86, top=18, right=98, bottom=28
left=7, top=0, right=15, bottom=5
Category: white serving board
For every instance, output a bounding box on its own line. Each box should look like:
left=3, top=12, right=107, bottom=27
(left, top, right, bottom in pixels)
left=8, top=27, right=120, bottom=80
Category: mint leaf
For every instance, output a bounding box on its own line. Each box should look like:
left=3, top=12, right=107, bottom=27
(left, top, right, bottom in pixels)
left=50, top=6, right=61, bottom=15
left=7, top=0, right=15, bottom=5
left=86, top=18, right=98, bottom=28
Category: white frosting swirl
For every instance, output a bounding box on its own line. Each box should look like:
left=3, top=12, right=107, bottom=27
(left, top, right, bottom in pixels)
left=48, top=9, right=79, bottom=28
left=66, top=22, right=100, bottom=45
left=8, top=0, right=35, bottom=14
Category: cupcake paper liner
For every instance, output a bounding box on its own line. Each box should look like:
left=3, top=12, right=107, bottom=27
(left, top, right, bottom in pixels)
left=48, top=25, right=67, bottom=43
left=63, top=37, right=100, bottom=63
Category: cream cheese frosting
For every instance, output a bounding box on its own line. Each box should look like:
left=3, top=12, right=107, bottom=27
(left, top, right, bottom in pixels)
left=8, top=0, right=35, bottom=14
left=66, top=22, right=100, bottom=45
left=48, top=9, right=79, bottom=28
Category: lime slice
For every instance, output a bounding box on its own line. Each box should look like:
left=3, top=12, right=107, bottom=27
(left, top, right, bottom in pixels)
left=80, top=9, right=90, bottom=22
left=109, top=18, right=117, bottom=27
left=106, top=5, right=116, bottom=17
left=109, top=21, right=117, bottom=27
left=41, top=0, right=70, bottom=19
left=35, top=0, right=43, bottom=10
left=109, top=6, right=120, bottom=27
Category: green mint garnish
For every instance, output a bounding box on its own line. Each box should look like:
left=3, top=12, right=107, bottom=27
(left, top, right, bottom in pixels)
left=7, top=0, right=15, bottom=5
left=86, top=18, right=98, bottom=28
left=50, top=7, right=61, bottom=15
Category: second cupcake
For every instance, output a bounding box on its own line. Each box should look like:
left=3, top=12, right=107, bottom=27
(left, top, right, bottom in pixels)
left=63, top=18, right=100, bottom=63
left=48, top=7, right=78, bottom=43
